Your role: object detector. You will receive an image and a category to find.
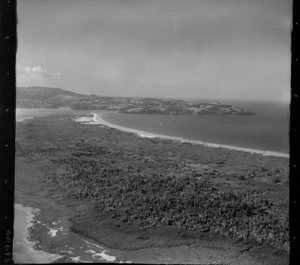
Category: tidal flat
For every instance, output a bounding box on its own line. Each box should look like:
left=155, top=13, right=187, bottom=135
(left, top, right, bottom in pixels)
left=15, top=113, right=289, bottom=264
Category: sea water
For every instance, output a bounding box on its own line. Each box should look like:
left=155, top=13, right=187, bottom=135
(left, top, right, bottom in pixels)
left=16, top=108, right=72, bottom=121
left=16, top=101, right=289, bottom=155
left=13, top=204, right=62, bottom=263
left=97, top=100, right=289, bottom=155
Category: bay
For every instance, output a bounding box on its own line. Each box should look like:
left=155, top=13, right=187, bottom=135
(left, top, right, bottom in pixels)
left=98, top=100, right=289, bottom=154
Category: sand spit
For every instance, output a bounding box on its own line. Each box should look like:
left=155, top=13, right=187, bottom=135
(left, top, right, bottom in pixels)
left=15, top=114, right=289, bottom=264
left=73, top=113, right=289, bottom=158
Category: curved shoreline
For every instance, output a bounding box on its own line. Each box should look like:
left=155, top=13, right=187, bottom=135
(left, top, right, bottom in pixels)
left=90, top=113, right=289, bottom=158
left=15, top=113, right=289, bottom=264
left=13, top=204, right=63, bottom=264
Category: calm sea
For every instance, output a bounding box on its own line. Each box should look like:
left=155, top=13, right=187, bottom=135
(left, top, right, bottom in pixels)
left=16, top=108, right=73, bottom=121
left=98, top=100, right=289, bottom=155
left=16, top=100, right=290, bottom=155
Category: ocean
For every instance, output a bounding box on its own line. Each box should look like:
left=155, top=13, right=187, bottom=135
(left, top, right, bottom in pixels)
left=96, top=100, right=289, bottom=156
left=14, top=101, right=289, bottom=261
left=13, top=204, right=63, bottom=263
left=16, top=108, right=72, bottom=121
left=16, top=100, right=289, bottom=156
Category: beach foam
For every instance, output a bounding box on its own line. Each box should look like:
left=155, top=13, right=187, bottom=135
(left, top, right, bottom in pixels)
left=90, top=113, right=289, bottom=158
left=13, top=204, right=63, bottom=263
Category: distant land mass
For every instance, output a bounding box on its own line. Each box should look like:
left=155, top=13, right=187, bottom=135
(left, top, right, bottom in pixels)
left=17, top=86, right=255, bottom=116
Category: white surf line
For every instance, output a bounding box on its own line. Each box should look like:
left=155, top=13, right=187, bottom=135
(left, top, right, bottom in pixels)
left=91, top=113, right=289, bottom=158
left=13, top=204, right=64, bottom=264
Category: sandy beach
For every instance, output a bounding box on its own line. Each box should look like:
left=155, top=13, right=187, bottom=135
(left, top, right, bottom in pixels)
left=14, top=113, right=289, bottom=264
left=90, top=113, right=289, bottom=158
left=13, top=0, right=291, bottom=262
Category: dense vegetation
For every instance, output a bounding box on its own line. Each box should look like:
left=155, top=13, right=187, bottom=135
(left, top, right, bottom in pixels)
left=44, top=150, right=289, bottom=251
left=16, top=115, right=289, bottom=253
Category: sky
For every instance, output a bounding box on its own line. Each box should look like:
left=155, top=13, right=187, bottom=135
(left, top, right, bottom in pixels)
left=17, top=0, right=292, bottom=101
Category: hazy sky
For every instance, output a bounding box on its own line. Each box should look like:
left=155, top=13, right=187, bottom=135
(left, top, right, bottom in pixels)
left=17, top=0, right=291, bottom=101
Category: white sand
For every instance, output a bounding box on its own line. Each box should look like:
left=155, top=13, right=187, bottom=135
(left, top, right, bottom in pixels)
left=90, top=113, right=289, bottom=158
